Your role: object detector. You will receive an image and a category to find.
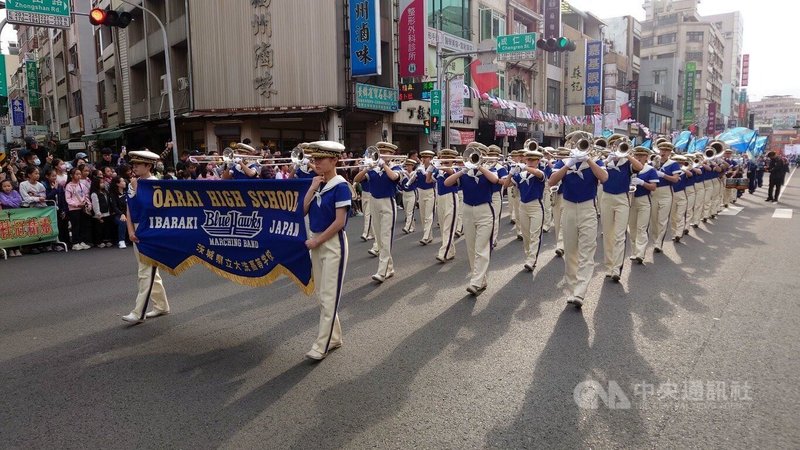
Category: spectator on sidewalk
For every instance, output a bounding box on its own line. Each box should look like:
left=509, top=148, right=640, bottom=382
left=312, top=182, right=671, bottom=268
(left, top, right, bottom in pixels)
left=108, top=176, right=129, bottom=248
left=90, top=176, right=114, bottom=248
left=44, top=168, right=69, bottom=251
left=0, top=179, right=24, bottom=256
left=18, top=166, right=47, bottom=207
left=65, top=168, right=92, bottom=251
left=53, top=158, right=69, bottom=187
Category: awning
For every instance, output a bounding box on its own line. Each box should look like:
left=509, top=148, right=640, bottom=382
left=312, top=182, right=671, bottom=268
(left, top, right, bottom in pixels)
left=82, top=125, right=143, bottom=142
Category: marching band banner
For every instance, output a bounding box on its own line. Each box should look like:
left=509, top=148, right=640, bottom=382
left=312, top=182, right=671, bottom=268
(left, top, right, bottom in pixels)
left=128, top=179, right=314, bottom=294
left=0, top=206, right=59, bottom=249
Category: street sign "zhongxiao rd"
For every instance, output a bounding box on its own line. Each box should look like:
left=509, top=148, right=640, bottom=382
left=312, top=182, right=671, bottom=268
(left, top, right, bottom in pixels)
left=6, top=0, right=72, bottom=29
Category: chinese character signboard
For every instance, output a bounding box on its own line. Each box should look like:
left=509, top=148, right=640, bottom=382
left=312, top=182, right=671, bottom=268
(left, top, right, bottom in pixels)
left=355, top=83, right=398, bottom=112
left=399, top=0, right=425, bottom=78
left=252, top=0, right=277, bottom=98
left=6, top=0, right=71, bottom=29
left=567, top=38, right=586, bottom=109
left=706, top=101, right=716, bottom=135
left=349, top=0, right=381, bottom=77
left=430, top=89, right=442, bottom=117
left=496, top=33, right=537, bottom=61
left=11, top=98, right=25, bottom=127
left=684, top=62, right=697, bottom=122
left=544, top=0, right=561, bottom=39
left=398, top=81, right=435, bottom=102
left=738, top=89, right=747, bottom=123
left=25, top=60, right=40, bottom=108
left=740, top=54, right=749, bottom=87
left=585, top=40, right=603, bottom=106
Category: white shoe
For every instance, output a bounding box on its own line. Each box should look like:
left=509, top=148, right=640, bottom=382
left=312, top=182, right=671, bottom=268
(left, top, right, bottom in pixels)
left=121, top=313, right=144, bottom=324
left=72, top=244, right=82, bottom=251
left=145, top=309, right=169, bottom=318
left=305, top=349, right=327, bottom=360
left=118, top=241, right=127, bottom=249
left=79, top=243, right=91, bottom=250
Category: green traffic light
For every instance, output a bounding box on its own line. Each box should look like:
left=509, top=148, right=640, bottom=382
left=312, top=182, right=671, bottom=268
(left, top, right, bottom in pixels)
left=557, top=37, right=569, bottom=48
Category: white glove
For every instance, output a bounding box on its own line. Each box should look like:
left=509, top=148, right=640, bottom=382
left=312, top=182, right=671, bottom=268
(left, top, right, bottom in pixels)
left=576, top=153, right=589, bottom=163
left=510, top=165, right=521, bottom=175
left=377, top=158, right=385, bottom=167
left=464, top=162, right=477, bottom=170
left=563, top=157, right=577, bottom=168
left=656, top=170, right=666, bottom=178
left=234, top=163, right=242, bottom=171
left=300, top=157, right=310, bottom=166
left=631, top=177, right=645, bottom=186
left=460, top=167, right=470, bottom=175
left=426, top=165, right=435, bottom=174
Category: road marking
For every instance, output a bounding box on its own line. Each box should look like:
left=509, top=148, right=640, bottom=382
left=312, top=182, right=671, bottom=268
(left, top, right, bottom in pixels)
left=718, top=206, right=743, bottom=216
left=772, top=209, right=793, bottom=219
left=778, top=167, right=796, bottom=201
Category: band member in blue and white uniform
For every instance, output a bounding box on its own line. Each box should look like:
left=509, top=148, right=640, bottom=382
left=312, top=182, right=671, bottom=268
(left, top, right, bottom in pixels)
left=486, top=145, right=508, bottom=248
left=428, top=149, right=459, bottom=261
left=649, top=142, right=682, bottom=253
left=600, top=139, right=643, bottom=281
left=359, top=174, right=374, bottom=241
left=121, top=150, right=171, bottom=324
left=302, top=141, right=351, bottom=361
left=690, top=155, right=708, bottom=228
left=551, top=147, right=571, bottom=257
left=680, top=156, right=701, bottom=235
left=506, top=149, right=523, bottom=239
left=399, top=159, right=418, bottom=234
left=504, top=150, right=549, bottom=273
left=669, top=154, right=690, bottom=243
left=291, top=143, right=318, bottom=180
left=541, top=147, right=556, bottom=233
left=221, top=143, right=260, bottom=180
left=701, top=156, right=716, bottom=222
left=353, top=142, right=401, bottom=283
left=628, top=147, right=660, bottom=264
left=445, top=142, right=499, bottom=295
left=548, top=133, right=608, bottom=308
left=416, top=150, right=437, bottom=244
left=722, top=149, right=738, bottom=207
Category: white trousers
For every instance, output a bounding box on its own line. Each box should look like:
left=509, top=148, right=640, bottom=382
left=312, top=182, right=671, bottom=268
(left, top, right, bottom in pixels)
left=361, top=191, right=374, bottom=239
left=436, top=192, right=458, bottom=260
left=684, top=185, right=696, bottom=230
left=600, top=192, right=630, bottom=276
left=370, top=196, right=395, bottom=276
left=628, top=194, right=651, bottom=260
left=130, top=242, right=169, bottom=319
left=723, top=175, right=735, bottom=205
left=553, top=193, right=564, bottom=251
left=711, top=178, right=723, bottom=214
left=418, top=188, right=436, bottom=241
left=519, top=199, right=545, bottom=268
left=561, top=199, right=598, bottom=300
left=463, top=202, right=494, bottom=288
left=401, top=190, right=417, bottom=232
left=702, top=180, right=714, bottom=219
left=509, top=185, right=521, bottom=235
left=670, top=189, right=688, bottom=239
left=650, top=185, right=673, bottom=249
left=491, top=191, right=502, bottom=247
left=455, top=191, right=464, bottom=234
left=691, top=183, right=705, bottom=225
left=310, top=230, right=348, bottom=354
left=543, top=187, right=553, bottom=232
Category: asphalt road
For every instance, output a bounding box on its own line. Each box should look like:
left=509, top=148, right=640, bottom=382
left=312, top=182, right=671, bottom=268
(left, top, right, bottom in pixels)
left=2, top=170, right=799, bottom=449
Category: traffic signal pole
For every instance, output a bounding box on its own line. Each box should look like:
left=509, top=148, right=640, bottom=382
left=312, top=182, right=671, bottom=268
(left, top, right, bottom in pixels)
left=115, top=0, right=178, bottom=164
left=439, top=49, right=495, bottom=149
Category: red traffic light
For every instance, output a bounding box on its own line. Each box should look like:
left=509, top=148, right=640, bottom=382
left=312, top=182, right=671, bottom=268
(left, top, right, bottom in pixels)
left=89, top=7, right=133, bottom=28
left=89, top=8, right=106, bottom=25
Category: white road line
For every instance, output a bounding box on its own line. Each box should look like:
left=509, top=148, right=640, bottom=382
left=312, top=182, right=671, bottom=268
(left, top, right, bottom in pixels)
left=772, top=209, right=793, bottom=219
left=718, top=206, right=743, bottom=216
left=778, top=167, right=796, bottom=201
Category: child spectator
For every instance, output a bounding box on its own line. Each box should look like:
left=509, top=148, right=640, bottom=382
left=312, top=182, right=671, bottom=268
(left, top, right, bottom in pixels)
left=53, top=158, right=68, bottom=187
left=108, top=176, right=129, bottom=248
left=65, top=168, right=92, bottom=250
left=90, top=176, right=114, bottom=248
left=19, top=166, right=47, bottom=207
left=44, top=168, right=69, bottom=251
left=0, top=179, right=23, bottom=256
left=197, top=163, right=220, bottom=180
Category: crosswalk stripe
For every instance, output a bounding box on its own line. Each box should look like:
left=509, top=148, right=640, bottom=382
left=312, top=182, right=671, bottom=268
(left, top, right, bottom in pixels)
left=772, top=209, right=793, bottom=219
left=718, top=206, right=743, bottom=216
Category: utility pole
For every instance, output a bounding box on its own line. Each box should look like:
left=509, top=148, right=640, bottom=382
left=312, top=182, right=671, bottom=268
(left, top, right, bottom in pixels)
left=434, top=12, right=442, bottom=152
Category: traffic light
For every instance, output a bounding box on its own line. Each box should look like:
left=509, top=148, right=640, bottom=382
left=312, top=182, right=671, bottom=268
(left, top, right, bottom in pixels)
left=423, top=119, right=431, bottom=135
left=537, top=36, right=576, bottom=52
left=89, top=7, right=133, bottom=28
left=431, top=115, right=440, bottom=131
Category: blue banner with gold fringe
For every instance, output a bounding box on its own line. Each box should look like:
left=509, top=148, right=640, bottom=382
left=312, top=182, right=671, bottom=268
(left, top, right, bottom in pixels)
left=127, top=179, right=314, bottom=294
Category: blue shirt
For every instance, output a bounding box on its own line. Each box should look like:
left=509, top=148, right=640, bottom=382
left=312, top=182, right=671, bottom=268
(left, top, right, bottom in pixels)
left=458, top=170, right=495, bottom=206
left=660, top=161, right=682, bottom=189
left=232, top=163, right=260, bottom=179
left=554, top=159, right=605, bottom=203
left=490, top=165, right=508, bottom=193
left=308, top=181, right=352, bottom=233
left=366, top=165, right=401, bottom=199
left=360, top=177, right=371, bottom=194
left=513, top=165, right=549, bottom=203
left=295, top=167, right=317, bottom=179
left=416, top=166, right=436, bottom=190
left=634, top=167, right=660, bottom=197
left=602, top=159, right=634, bottom=195
left=399, top=170, right=417, bottom=192
left=433, top=167, right=459, bottom=195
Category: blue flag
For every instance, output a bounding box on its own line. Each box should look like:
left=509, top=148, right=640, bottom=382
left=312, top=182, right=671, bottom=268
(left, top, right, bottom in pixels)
left=716, top=127, right=757, bottom=153
left=128, top=179, right=315, bottom=294
left=672, top=131, right=692, bottom=151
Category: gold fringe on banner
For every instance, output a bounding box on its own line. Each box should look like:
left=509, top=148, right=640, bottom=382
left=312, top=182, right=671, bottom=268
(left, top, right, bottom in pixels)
left=136, top=253, right=316, bottom=296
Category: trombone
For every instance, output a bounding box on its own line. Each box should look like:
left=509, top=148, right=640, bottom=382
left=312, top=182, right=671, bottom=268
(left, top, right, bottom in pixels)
left=335, top=146, right=406, bottom=170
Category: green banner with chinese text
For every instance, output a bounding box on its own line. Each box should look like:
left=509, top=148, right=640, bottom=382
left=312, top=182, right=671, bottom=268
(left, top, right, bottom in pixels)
left=26, top=60, right=40, bottom=108
left=0, top=206, right=59, bottom=248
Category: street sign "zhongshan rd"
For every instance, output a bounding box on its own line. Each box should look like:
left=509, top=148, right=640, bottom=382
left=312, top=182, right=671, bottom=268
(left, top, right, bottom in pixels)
left=6, top=0, right=72, bottom=29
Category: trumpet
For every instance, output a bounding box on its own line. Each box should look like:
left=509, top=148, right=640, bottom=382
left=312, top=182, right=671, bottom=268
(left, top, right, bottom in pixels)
left=649, top=154, right=662, bottom=169
left=251, top=148, right=308, bottom=167
left=336, top=146, right=406, bottom=170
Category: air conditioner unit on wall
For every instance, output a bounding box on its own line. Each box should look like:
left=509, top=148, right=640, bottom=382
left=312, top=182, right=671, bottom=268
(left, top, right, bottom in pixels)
left=160, top=74, right=169, bottom=95
left=67, top=63, right=76, bottom=74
